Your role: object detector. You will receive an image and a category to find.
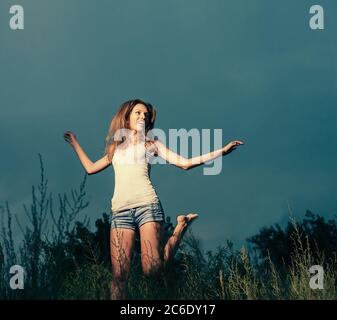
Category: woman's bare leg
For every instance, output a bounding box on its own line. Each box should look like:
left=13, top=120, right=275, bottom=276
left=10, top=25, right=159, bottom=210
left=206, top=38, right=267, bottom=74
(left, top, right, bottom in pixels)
left=137, top=214, right=198, bottom=274
left=163, top=213, right=198, bottom=263
left=110, top=227, right=136, bottom=300
left=139, top=222, right=163, bottom=276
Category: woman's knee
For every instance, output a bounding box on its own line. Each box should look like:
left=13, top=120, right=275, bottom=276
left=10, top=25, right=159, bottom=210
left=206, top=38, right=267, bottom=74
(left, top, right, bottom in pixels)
left=142, top=259, right=163, bottom=276
left=111, top=252, right=132, bottom=283
left=112, top=268, right=129, bottom=283
left=111, top=261, right=131, bottom=283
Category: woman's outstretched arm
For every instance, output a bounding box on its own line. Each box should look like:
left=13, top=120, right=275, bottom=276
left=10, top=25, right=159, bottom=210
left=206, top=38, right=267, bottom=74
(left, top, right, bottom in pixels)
left=154, top=140, right=244, bottom=170
left=64, top=131, right=111, bottom=175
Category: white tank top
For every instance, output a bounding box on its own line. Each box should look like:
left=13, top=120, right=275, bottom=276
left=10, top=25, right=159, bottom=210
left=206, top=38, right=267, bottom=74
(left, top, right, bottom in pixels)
left=111, top=141, right=159, bottom=212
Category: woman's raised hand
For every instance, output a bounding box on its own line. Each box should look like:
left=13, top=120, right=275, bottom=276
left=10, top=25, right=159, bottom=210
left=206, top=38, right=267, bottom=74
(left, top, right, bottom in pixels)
left=222, top=140, right=244, bottom=155
left=64, top=131, right=78, bottom=147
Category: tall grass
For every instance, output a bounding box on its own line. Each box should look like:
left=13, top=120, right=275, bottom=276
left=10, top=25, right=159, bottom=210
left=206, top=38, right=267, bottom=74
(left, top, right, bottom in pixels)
left=1, top=155, right=336, bottom=299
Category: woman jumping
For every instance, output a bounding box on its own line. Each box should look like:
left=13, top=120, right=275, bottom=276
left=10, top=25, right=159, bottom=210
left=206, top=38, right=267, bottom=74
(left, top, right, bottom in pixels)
left=64, top=99, right=243, bottom=299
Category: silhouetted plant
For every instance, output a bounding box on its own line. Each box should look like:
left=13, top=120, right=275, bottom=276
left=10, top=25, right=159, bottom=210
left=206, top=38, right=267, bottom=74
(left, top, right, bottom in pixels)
left=1, top=155, right=337, bottom=300
left=247, top=210, right=337, bottom=272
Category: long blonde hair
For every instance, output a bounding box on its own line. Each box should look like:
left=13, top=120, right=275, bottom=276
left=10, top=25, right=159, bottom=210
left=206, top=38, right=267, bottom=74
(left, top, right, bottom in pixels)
left=104, top=99, right=157, bottom=163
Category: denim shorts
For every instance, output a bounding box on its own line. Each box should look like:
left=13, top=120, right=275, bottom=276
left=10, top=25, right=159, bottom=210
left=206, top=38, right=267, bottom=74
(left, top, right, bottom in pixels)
left=110, top=200, right=165, bottom=230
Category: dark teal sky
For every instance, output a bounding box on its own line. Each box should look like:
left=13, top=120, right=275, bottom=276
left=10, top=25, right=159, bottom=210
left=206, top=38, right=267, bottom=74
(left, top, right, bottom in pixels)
left=1, top=0, right=337, bottom=250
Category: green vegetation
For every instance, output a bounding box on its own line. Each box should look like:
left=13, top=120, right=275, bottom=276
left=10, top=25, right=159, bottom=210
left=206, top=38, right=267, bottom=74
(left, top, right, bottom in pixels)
left=1, top=155, right=336, bottom=299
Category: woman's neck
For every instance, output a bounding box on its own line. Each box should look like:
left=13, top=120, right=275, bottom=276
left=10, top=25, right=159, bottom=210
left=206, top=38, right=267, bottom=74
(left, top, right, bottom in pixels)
left=129, top=130, right=145, bottom=145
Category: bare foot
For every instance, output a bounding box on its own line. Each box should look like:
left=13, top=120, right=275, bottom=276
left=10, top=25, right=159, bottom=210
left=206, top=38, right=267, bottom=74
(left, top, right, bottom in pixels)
left=177, top=213, right=199, bottom=228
